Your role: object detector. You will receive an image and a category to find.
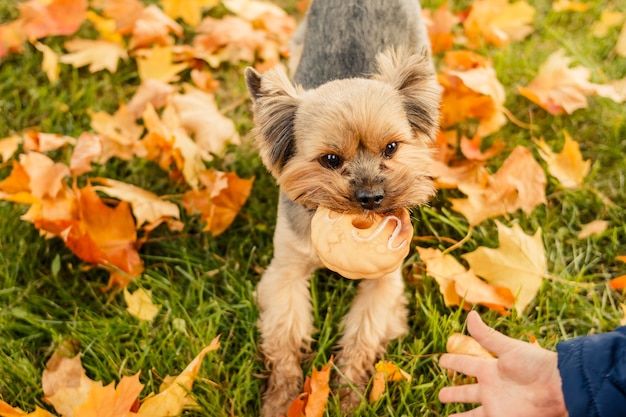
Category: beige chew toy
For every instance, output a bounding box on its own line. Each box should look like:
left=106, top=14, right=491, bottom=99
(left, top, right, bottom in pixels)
left=310, top=207, right=413, bottom=279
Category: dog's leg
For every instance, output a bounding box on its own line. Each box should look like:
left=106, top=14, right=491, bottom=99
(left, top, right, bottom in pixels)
left=257, top=211, right=319, bottom=417
left=335, top=267, right=409, bottom=412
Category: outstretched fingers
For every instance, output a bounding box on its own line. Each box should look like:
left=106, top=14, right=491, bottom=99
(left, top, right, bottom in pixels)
left=466, top=311, right=524, bottom=356
left=439, top=383, right=481, bottom=404
left=439, top=353, right=493, bottom=378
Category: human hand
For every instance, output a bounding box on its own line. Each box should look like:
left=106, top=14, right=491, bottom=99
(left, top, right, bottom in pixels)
left=438, top=311, right=568, bottom=417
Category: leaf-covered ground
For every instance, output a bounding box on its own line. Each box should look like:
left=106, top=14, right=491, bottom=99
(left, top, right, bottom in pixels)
left=1, top=0, right=625, bottom=416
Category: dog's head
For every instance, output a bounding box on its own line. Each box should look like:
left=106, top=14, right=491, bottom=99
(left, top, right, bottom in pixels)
left=245, top=49, right=440, bottom=214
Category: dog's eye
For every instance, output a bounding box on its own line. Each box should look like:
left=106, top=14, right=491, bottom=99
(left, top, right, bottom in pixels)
left=383, top=142, right=398, bottom=158
left=319, top=154, right=344, bottom=170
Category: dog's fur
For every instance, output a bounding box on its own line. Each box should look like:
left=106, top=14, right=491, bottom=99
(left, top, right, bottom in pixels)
left=245, top=0, right=440, bottom=415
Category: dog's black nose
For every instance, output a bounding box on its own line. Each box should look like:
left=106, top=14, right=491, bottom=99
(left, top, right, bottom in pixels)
left=355, top=189, right=384, bottom=210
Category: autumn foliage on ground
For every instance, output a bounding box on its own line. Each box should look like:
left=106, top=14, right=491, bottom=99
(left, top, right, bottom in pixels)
left=1, top=0, right=626, bottom=416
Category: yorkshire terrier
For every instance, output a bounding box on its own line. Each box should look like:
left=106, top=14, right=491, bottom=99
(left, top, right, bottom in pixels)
left=245, top=0, right=440, bottom=415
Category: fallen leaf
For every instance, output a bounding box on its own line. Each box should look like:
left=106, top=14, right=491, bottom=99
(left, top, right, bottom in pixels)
left=60, top=38, right=128, bottom=73
left=438, top=51, right=507, bottom=137
left=91, top=177, right=181, bottom=230
left=124, top=288, right=160, bottom=321
left=463, top=0, right=535, bottom=48
left=23, top=131, right=76, bottom=153
left=416, top=247, right=515, bottom=314
left=590, top=10, right=624, bottom=38
left=446, top=333, right=495, bottom=358
left=126, top=79, right=178, bottom=119
left=518, top=49, right=625, bottom=115
left=0, top=21, right=27, bottom=59
left=460, top=135, right=504, bottom=162
left=89, top=105, right=144, bottom=162
left=162, top=0, right=218, bottom=27
left=19, top=0, right=87, bottom=39
left=286, top=359, right=332, bottom=417
left=129, top=5, right=183, bottom=50
left=535, top=131, right=590, bottom=189
left=0, top=152, right=70, bottom=199
left=69, top=132, right=103, bottom=176
left=369, top=361, right=411, bottom=402
left=462, top=221, right=546, bottom=313
left=136, top=45, right=189, bottom=83
left=0, top=135, right=22, bottom=162
left=32, top=40, right=60, bottom=83
left=450, top=146, right=547, bottom=225
left=172, top=85, right=240, bottom=155
left=577, top=220, right=609, bottom=239
left=609, top=275, right=626, bottom=291
left=552, top=0, right=588, bottom=12
left=101, top=0, right=145, bottom=35
left=71, top=374, right=144, bottom=417
left=137, top=337, right=221, bottom=416
left=0, top=402, right=55, bottom=417
left=423, top=3, right=460, bottom=54
left=183, top=169, right=254, bottom=236
left=85, top=10, right=124, bottom=44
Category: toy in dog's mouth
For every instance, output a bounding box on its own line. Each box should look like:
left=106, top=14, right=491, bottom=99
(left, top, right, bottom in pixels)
left=310, top=206, right=413, bottom=279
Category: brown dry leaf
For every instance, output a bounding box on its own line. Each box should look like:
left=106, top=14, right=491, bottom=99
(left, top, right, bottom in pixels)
left=450, top=146, right=547, bottom=225
left=430, top=160, right=490, bottom=190
left=0, top=135, right=22, bottom=162
left=518, top=49, right=625, bottom=115
left=462, top=221, right=546, bottom=313
left=136, top=337, right=221, bottom=416
left=89, top=105, right=144, bottom=162
left=18, top=0, right=87, bottom=39
left=286, top=359, right=332, bottom=417
left=590, top=10, right=624, bottom=38
left=193, top=16, right=266, bottom=67
left=141, top=103, right=208, bottom=188
left=463, top=0, right=535, bottom=48
left=23, top=131, right=76, bottom=153
left=535, top=131, right=590, bottom=189
left=101, top=0, right=145, bottom=35
left=123, top=288, right=160, bottom=322
left=577, top=220, right=609, bottom=239
left=32, top=40, right=60, bottom=83
left=172, top=85, right=240, bottom=155
left=446, top=333, right=495, bottom=358
left=91, top=177, right=180, bottom=230
left=129, top=4, right=183, bottom=50
left=422, top=3, right=460, bottom=54
left=416, top=247, right=515, bottom=314
left=69, top=132, right=103, bottom=176
left=162, top=0, right=218, bottom=27
left=190, top=69, right=220, bottom=93
left=126, top=79, right=178, bottom=119
left=552, top=0, right=588, bottom=12
left=183, top=169, right=254, bottom=236
left=438, top=51, right=507, bottom=137
left=136, top=45, right=189, bottom=83
left=369, top=361, right=411, bottom=402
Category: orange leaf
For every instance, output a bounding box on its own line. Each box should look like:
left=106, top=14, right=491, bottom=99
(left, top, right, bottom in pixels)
left=286, top=393, right=307, bottom=417
left=72, top=374, right=144, bottom=417
left=535, top=131, right=590, bottom=189
left=0, top=402, right=55, bottom=417
left=69, top=133, right=103, bottom=176
left=89, top=105, right=144, bottom=163
left=423, top=3, right=460, bottom=54
left=460, top=135, right=504, bottom=162
left=129, top=5, right=183, bottom=50
left=0, top=21, right=27, bottom=59
left=22, top=131, right=75, bottom=153
left=19, top=0, right=87, bottom=39
left=183, top=170, right=254, bottom=236
left=101, top=0, right=145, bottom=35
left=610, top=275, right=626, bottom=290
left=304, top=360, right=332, bottom=417
left=446, top=333, right=495, bottom=358
left=463, top=0, right=535, bottom=48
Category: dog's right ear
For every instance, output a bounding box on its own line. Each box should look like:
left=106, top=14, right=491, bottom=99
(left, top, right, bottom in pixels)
left=244, top=67, right=301, bottom=177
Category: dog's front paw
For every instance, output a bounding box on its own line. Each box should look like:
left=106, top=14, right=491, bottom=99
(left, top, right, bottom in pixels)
left=261, top=372, right=303, bottom=417
left=338, top=384, right=366, bottom=415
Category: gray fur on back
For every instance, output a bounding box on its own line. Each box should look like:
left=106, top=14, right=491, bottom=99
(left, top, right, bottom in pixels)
left=293, top=0, right=429, bottom=89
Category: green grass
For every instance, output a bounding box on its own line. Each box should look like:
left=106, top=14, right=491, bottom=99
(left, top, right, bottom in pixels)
left=1, top=0, right=626, bottom=416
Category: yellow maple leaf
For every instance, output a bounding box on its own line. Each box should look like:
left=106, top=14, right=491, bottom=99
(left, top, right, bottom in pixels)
left=462, top=221, right=546, bottom=313
left=123, top=288, right=161, bottom=322
left=450, top=146, right=546, bottom=225
left=591, top=10, right=624, bottom=38
left=0, top=402, right=56, bottom=417
left=136, top=45, right=189, bottom=83
left=60, top=38, right=128, bottom=73
left=416, top=247, right=515, bottom=314
left=0, top=135, right=22, bottom=162
left=162, top=0, right=218, bottom=27
left=535, top=131, right=591, bottom=189
left=137, top=337, right=221, bottom=416
left=369, top=361, right=411, bottom=402
left=85, top=10, right=124, bottom=44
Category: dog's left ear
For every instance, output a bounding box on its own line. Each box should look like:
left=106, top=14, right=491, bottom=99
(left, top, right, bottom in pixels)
left=373, top=48, right=441, bottom=141
left=244, top=67, right=302, bottom=176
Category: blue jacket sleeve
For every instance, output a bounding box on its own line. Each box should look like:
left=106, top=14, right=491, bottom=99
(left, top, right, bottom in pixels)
left=557, top=326, right=626, bottom=417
